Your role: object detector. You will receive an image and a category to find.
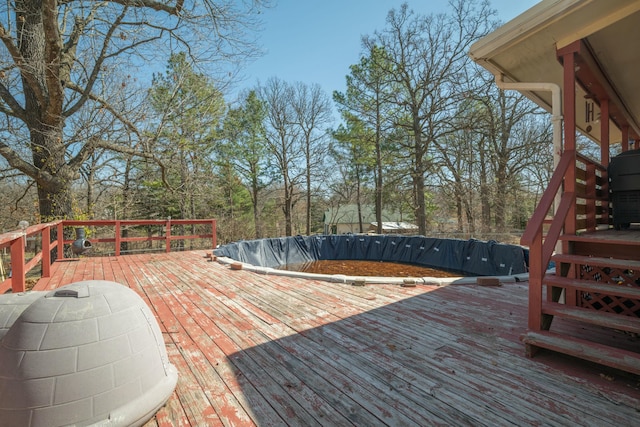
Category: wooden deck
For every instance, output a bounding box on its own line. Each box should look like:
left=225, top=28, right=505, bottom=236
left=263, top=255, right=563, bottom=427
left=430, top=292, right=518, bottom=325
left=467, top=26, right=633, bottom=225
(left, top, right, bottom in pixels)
left=34, top=250, right=640, bottom=426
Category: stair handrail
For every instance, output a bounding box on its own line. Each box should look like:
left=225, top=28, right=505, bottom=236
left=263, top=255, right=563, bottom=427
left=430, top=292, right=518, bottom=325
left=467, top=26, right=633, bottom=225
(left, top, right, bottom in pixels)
left=521, top=150, right=574, bottom=249
left=521, top=149, right=575, bottom=330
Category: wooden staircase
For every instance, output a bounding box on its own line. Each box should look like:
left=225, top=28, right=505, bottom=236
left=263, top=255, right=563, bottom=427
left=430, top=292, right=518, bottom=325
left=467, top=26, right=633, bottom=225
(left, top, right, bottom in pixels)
left=520, top=151, right=640, bottom=375
left=521, top=233, right=640, bottom=375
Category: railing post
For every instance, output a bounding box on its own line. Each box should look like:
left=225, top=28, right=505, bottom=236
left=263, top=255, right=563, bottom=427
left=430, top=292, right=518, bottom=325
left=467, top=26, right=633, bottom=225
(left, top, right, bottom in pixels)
left=586, top=162, right=596, bottom=231
left=115, top=220, right=121, bottom=256
left=57, top=222, right=65, bottom=260
left=528, top=230, right=543, bottom=332
left=42, top=226, right=51, bottom=278
left=10, top=235, right=26, bottom=293
left=601, top=168, right=610, bottom=227
left=211, top=220, right=217, bottom=249
left=165, top=218, right=172, bottom=253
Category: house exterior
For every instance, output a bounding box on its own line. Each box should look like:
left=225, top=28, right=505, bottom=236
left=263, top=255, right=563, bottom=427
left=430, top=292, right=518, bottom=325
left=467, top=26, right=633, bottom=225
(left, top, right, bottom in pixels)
left=322, top=205, right=417, bottom=235
left=470, top=0, right=640, bottom=374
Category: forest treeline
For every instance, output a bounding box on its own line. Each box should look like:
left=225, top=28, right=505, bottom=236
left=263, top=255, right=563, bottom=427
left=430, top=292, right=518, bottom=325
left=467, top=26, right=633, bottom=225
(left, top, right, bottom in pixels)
left=0, top=1, right=557, bottom=244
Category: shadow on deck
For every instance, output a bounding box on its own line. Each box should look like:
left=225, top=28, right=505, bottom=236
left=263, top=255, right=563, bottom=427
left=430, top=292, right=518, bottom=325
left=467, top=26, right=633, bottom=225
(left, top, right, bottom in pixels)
left=34, top=250, right=640, bottom=426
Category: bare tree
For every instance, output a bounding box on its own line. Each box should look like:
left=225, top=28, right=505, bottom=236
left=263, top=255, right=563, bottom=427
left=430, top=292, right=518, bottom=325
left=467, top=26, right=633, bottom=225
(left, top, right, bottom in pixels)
left=432, top=128, right=481, bottom=233
left=291, top=82, right=333, bottom=235
left=260, top=77, right=305, bottom=236
left=0, top=1, right=267, bottom=219
left=473, top=83, right=551, bottom=232
left=363, top=0, right=494, bottom=235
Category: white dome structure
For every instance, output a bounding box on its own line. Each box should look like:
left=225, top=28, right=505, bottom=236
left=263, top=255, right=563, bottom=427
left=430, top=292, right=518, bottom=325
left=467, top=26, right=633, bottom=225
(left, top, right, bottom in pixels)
left=0, top=280, right=178, bottom=427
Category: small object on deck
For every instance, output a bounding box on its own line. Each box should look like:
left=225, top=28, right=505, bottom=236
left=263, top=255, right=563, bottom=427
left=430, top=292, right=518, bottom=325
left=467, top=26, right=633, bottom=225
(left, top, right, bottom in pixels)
left=352, top=278, right=366, bottom=286
left=71, top=227, right=92, bottom=255
left=476, top=277, right=501, bottom=286
left=230, top=262, right=243, bottom=270
left=401, top=279, right=417, bottom=287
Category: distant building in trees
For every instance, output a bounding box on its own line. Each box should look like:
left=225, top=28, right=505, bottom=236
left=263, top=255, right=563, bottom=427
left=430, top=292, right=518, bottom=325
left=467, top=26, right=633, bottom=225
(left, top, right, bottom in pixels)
left=323, top=205, right=417, bottom=235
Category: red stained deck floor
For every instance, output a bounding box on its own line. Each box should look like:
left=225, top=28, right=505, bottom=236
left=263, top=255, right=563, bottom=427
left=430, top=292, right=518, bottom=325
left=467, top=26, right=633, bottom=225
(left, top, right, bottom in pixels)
left=35, top=251, right=640, bottom=426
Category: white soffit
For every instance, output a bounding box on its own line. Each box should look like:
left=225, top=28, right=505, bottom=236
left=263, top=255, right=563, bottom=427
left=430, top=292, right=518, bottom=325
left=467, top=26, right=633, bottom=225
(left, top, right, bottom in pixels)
left=470, top=0, right=640, bottom=141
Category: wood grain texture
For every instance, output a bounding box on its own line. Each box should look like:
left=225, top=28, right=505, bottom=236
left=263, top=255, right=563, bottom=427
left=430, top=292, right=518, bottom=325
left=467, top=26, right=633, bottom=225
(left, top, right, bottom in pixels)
left=33, top=251, right=640, bottom=426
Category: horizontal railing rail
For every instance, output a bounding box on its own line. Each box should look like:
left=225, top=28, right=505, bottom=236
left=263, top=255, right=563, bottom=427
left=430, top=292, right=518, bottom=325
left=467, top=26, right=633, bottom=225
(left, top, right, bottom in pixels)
left=0, top=218, right=216, bottom=294
left=575, top=152, right=609, bottom=231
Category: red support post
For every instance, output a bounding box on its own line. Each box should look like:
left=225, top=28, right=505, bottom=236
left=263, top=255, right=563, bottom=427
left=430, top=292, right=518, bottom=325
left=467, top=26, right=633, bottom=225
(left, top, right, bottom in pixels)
left=42, top=226, right=51, bottom=277
left=211, top=220, right=217, bottom=249
left=586, top=163, right=596, bottom=231
left=600, top=98, right=610, bottom=167
left=528, top=230, right=543, bottom=331
left=561, top=45, right=578, bottom=239
left=621, top=125, right=629, bottom=152
left=57, top=222, right=65, bottom=260
left=10, top=235, right=25, bottom=293
left=165, top=218, right=172, bottom=253
left=599, top=98, right=611, bottom=226
left=115, top=220, right=121, bottom=256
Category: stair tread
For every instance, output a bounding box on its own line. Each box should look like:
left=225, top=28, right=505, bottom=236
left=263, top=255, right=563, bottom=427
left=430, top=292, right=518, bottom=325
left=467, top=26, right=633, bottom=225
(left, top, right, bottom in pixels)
left=551, top=253, right=640, bottom=269
left=522, top=330, right=640, bottom=375
left=542, top=301, right=640, bottom=334
left=558, top=232, right=640, bottom=246
left=545, top=274, right=640, bottom=300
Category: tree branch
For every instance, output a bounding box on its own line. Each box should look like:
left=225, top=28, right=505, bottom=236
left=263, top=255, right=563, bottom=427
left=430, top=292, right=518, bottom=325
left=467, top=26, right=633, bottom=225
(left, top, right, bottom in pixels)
left=105, top=0, right=184, bottom=16
left=0, top=139, right=55, bottom=185
left=42, top=0, right=64, bottom=120
left=13, top=179, right=35, bottom=213
left=65, top=82, right=141, bottom=136
left=93, top=138, right=171, bottom=189
left=0, top=81, right=27, bottom=119
left=63, top=8, right=127, bottom=117
left=0, top=23, right=46, bottom=110
left=60, top=4, right=101, bottom=89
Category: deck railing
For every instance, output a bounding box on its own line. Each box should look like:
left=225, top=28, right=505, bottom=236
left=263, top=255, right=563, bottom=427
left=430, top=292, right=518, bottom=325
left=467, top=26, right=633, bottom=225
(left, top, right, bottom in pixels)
left=0, top=218, right=216, bottom=294
left=521, top=150, right=608, bottom=330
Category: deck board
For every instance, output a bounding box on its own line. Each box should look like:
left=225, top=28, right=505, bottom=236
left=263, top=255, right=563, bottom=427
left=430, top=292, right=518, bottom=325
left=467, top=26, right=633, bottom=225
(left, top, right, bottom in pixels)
left=33, top=250, right=640, bottom=426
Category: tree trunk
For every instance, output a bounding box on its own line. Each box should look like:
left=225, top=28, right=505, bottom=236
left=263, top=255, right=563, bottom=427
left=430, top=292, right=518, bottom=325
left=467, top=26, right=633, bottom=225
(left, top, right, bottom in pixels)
left=455, top=190, right=463, bottom=231
left=86, top=166, right=95, bottom=219
left=463, top=198, right=475, bottom=234
left=414, top=175, right=427, bottom=235
left=479, top=145, right=491, bottom=233
left=356, top=163, right=364, bottom=233
left=494, top=159, right=508, bottom=233
left=284, top=195, right=293, bottom=236
left=32, top=126, right=74, bottom=220
left=375, top=116, right=383, bottom=234
left=252, top=176, right=261, bottom=239
left=36, top=182, right=73, bottom=220
left=283, top=171, right=293, bottom=236
left=19, top=0, right=74, bottom=220
left=306, top=153, right=311, bottom=236
left=413, top=130, right=428, bottom=235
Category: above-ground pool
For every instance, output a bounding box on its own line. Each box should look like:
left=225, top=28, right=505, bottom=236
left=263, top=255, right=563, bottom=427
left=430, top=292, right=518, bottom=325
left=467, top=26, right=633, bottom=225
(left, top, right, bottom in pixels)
left=213, top=234, right=529, bottom=285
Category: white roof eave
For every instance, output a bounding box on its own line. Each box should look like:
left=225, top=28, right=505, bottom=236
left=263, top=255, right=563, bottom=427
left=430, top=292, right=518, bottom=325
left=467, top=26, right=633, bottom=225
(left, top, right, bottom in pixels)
left=469, top=0, right=586, bottom=64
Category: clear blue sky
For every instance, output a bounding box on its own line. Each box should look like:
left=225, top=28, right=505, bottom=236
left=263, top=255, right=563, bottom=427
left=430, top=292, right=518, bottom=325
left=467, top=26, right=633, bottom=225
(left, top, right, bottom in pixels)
left=235, top=0, right=540, bottom=100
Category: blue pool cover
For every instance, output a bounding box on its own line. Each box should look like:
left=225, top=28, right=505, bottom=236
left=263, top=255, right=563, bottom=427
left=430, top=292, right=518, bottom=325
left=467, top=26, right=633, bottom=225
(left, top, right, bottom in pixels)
left=214, top=235, right=529, bottom=276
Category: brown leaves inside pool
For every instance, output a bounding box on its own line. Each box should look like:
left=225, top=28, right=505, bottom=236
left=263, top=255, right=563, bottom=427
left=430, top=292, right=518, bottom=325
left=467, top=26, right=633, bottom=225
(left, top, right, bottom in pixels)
left=276, top=260, right=464, bottom=277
